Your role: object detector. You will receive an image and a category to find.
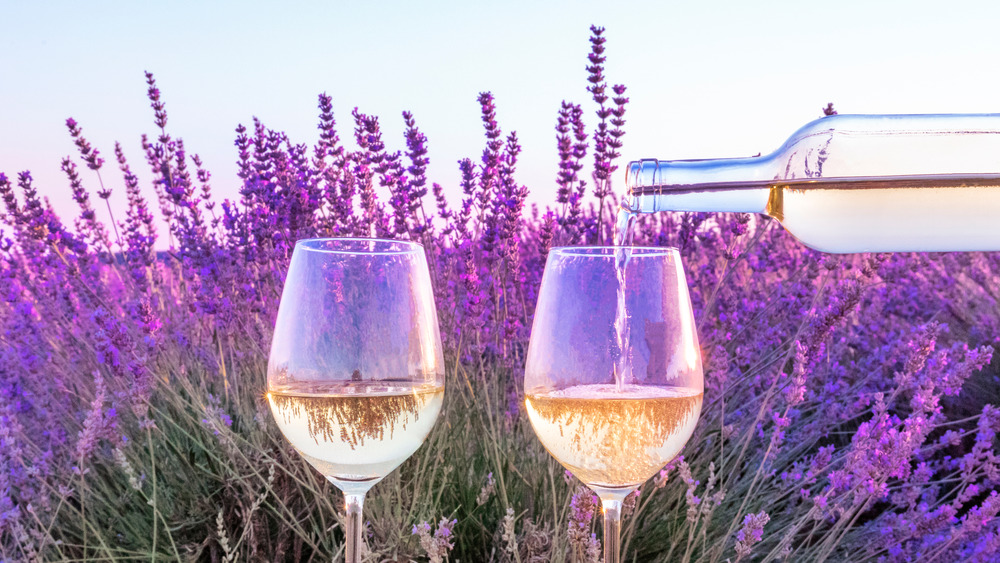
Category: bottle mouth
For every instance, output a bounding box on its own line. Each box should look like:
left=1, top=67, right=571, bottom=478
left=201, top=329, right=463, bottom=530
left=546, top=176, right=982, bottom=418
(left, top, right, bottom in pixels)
left=626, top=156, right=773, bottom=194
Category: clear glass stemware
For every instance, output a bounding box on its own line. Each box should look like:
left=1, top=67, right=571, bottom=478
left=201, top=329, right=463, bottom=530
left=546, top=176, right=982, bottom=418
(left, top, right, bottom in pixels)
left=524, top=246, right=703, bottom=563
left=266, top=238, right=445, bottom=562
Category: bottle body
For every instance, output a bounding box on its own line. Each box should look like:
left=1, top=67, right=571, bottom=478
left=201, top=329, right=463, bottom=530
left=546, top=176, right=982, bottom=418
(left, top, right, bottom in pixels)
left=626, top=114, right=1000, bottom=253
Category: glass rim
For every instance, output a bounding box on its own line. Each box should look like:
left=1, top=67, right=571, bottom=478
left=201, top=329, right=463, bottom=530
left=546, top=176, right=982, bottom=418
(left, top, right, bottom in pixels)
left=548, top=245, right=681, bottom=257
left=294, top=237, right=425, bottom=255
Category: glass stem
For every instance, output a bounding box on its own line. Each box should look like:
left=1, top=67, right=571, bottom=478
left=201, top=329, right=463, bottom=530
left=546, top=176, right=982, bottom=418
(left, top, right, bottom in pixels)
left=602, top=497, right=623, bottom=563
left=344, top=492, right=365, bottom=563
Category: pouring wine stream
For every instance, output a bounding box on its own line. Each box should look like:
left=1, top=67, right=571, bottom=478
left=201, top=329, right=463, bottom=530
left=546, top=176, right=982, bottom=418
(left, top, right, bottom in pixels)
left=613, top=202, right=637, bottom=393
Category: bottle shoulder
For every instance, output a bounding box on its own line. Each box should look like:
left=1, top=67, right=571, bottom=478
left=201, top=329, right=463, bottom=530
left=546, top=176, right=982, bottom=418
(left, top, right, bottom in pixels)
left=783, top=113, right=1000, bottom=145
left=774, top=113, right=1000, bottom=180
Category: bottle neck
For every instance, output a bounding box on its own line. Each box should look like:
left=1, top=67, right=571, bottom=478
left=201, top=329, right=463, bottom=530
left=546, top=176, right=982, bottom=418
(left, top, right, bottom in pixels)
left=625, top=156, right=775, bottom=213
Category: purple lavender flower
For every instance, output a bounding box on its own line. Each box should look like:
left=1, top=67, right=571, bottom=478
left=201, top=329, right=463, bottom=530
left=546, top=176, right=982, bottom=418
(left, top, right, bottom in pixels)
left=65, top=118, right=105, bottom=173
left=73, top=371, right=116, bottom=469
left=734, top=511, right=770, bottom=560
left=412, top=517, right=457, bottom=563
left=567, top=486, right=600, bottom=560
left=403, top=111, right=432, bottom=235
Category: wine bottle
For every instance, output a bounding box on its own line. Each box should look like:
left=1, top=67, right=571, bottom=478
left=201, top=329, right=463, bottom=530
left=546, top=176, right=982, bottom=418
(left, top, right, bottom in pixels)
left=625, top=114, right=1000, bottom=253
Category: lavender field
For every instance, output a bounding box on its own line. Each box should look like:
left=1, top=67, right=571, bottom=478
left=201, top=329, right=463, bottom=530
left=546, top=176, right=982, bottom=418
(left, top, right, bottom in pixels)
left=2, top=27, right=1000, bottom=562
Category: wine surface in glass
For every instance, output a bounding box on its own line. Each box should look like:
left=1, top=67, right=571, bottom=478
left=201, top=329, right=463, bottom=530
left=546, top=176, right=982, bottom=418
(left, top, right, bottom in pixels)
left=525, top=383, right=702, bottom=492
left=268, top=381, right=444, bottom=488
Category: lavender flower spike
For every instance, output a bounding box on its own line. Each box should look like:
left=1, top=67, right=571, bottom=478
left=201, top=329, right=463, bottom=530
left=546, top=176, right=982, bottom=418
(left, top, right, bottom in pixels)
left=734, top=511, right=770, bottom=561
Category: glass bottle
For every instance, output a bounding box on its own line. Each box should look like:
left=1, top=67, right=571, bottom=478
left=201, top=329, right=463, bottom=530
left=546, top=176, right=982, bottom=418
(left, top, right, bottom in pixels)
left=625, top=114, right=1000, bottom=253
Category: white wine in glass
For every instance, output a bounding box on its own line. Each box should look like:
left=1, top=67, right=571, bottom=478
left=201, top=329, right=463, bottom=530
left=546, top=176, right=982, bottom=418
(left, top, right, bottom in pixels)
left=268, top=381, right=444, bottom=486
left=525, top=246, right=703, bottom=563
left=267, top=238, right=445, bottom=562
left=525, top=384, right=701, bottom=490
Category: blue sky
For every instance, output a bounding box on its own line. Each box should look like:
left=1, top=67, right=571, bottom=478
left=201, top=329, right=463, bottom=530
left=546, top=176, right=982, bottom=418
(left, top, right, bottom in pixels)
left=3, top=0, right=1000, bottom=239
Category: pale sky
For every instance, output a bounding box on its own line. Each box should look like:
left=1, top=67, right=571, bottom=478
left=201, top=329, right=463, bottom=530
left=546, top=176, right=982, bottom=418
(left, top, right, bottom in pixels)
left=3, top=0, right=1000, bottom=243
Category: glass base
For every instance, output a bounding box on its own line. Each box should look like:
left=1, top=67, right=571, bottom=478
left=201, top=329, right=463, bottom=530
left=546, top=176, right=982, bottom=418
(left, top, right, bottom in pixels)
left=329, top=475, right=380, bottom=496
left=588, top=484, right=637, bottom=503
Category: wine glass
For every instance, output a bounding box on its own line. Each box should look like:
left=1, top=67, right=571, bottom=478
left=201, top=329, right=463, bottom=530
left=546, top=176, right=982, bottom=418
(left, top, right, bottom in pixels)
left=266, top=238, right=445, bottom=562
left=524, top=246, right=703, bottom=563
